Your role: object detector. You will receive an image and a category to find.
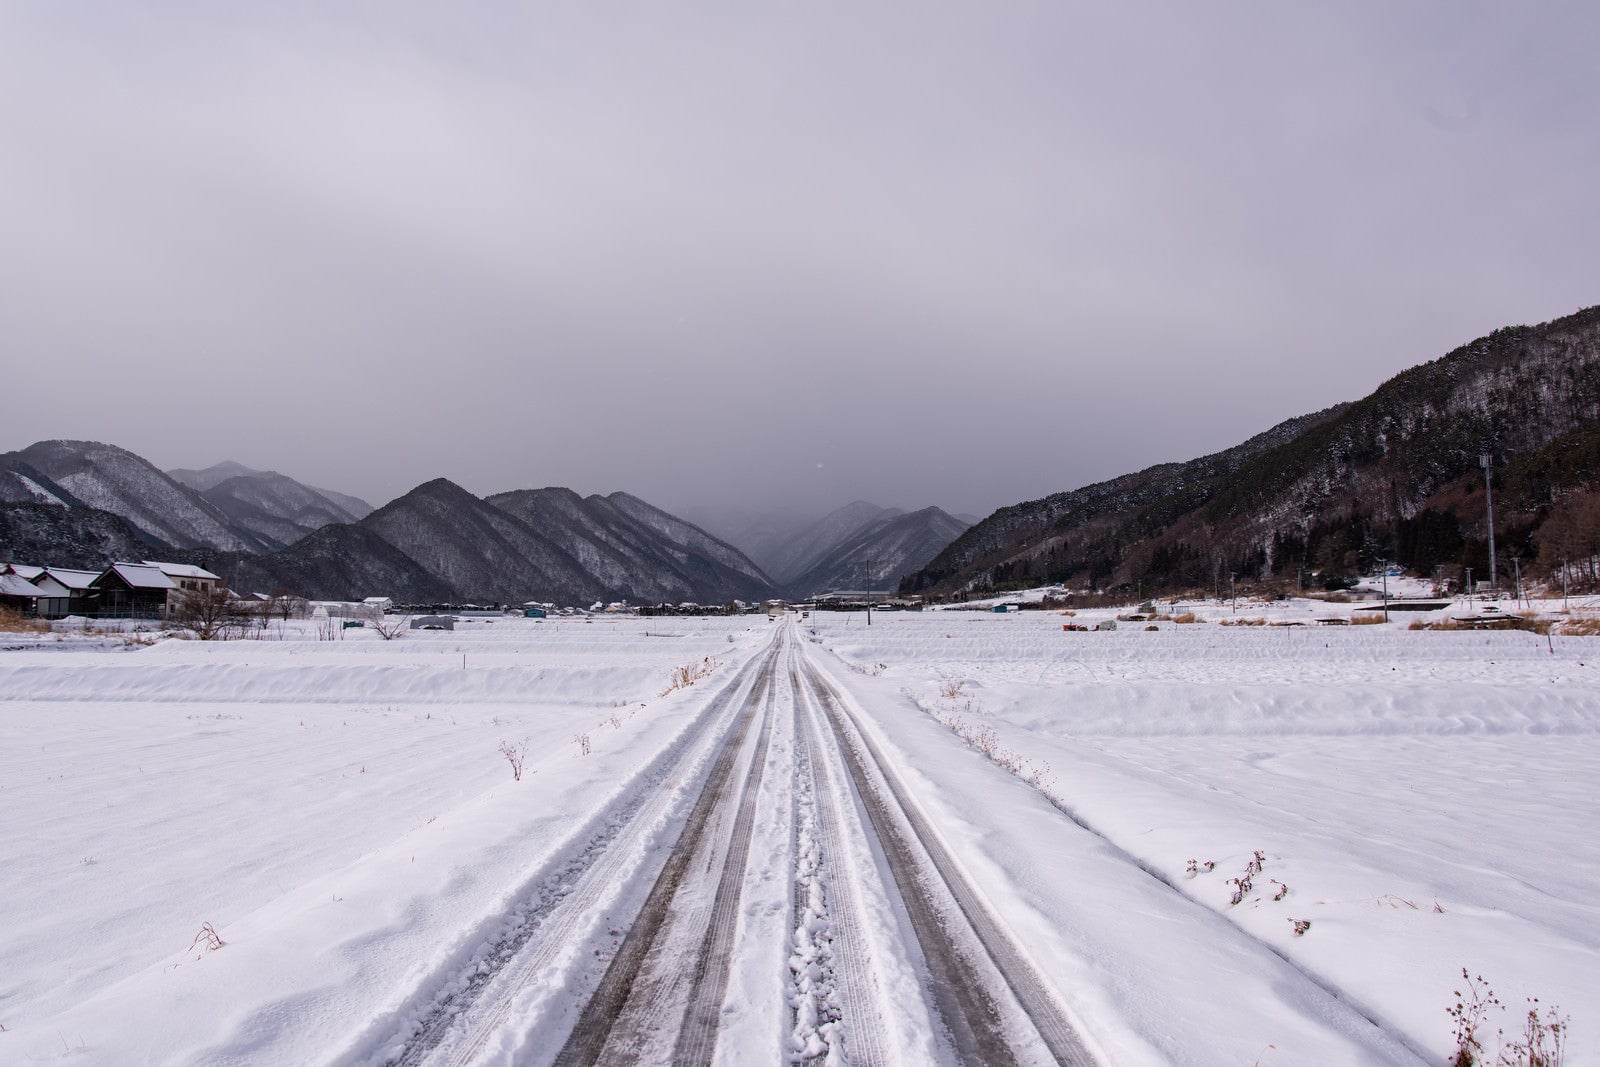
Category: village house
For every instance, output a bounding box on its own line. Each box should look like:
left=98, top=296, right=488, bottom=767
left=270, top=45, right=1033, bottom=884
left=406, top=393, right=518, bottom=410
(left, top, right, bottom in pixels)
left=34, top=567, right=101, bottom=617
left=87, top=561, right=221, bottom=618
left=24, top=571, right=71, bottom=617
left=0, top=572, right=43, bottom=615
left=144, top=561, right=225, bottom=596
left=89, top=563, right=178, bottom=618
left=4, top=560, right=225, bottom=618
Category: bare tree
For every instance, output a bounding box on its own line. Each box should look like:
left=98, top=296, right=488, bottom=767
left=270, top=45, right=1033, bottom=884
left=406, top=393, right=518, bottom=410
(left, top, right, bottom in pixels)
left=268, top=588, right=303, bottom=622
left=368, top=609, right=408, bottom=641
left=171, top=585, right=247, bottom=641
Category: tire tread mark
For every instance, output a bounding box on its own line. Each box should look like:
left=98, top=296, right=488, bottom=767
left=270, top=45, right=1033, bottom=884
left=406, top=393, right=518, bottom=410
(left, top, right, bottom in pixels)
left=552, top=641, right=782, bottom=1067
left=371, top=641, right=773, bottom=1067
left=802, top=649, right=1100, bottom=1066
left=670, top=663, right=779, bottom=1064
left=790, top=658, right=893, bottom=1067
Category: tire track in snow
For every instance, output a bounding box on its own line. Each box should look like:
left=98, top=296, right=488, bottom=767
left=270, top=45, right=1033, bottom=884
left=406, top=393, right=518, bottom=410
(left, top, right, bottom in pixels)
left=788, top=654, right=893, bottom=1066
left=799, top=645, right=1101, bottom=1066
left=344, top=633, right=780, bottom=1067
left=552, top=634, right=780, bottom=1066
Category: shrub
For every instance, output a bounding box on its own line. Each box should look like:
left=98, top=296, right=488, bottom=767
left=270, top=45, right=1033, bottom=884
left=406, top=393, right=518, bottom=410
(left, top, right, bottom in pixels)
left=661, top=657, right=720, bottom=695
left=0, top=607, right=47, bottom=633
left=498, top=738, right=528, bottom=781
left=1503, top=998, right=1569, bottom=1067
left=1447, top=969, right=1569, bottom=1067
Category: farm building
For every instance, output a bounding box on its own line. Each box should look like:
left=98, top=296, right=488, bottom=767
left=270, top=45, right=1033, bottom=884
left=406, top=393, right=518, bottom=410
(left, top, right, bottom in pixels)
left=90, top=563, right=179, bottom=618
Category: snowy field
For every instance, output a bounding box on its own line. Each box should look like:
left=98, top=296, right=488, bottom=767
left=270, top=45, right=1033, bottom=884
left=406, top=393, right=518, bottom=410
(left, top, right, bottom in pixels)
left=815, top=598, right=1600, bottom=1064
left=2, top=602, right=1596, bottom=1064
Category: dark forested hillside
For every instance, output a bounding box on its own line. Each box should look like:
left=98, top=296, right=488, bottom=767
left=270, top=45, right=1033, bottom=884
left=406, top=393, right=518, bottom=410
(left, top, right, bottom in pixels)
left=906, top=304, right=1600, bottom=598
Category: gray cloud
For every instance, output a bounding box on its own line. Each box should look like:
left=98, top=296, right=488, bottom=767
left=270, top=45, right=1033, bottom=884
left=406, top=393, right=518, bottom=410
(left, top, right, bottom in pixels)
left=3, top=3, right=1597, bottom=524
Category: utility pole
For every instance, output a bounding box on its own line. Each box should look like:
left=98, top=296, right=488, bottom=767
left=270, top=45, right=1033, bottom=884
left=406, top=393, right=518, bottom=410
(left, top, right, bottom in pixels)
left=864, top=556, right=872, bottom=626
left=1482, top=453, right=1497, bottom=594
left=1465, top=567, right=1474, bottom=606
left=1382, top=565, right=1389, bottom=623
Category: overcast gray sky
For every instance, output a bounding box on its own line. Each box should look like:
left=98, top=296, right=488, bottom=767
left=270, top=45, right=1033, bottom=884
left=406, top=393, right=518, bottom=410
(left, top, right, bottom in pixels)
left=3, top=3, right=1597, bottom=525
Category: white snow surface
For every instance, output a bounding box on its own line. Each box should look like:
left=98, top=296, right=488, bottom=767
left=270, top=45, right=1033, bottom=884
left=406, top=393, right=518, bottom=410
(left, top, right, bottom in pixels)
left=2, top=603, right=1596, bottom=1064
left=15, top=474, right=65, bottom=506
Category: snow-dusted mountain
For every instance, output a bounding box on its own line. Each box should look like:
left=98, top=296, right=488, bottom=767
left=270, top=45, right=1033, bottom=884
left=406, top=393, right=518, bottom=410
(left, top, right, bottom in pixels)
left=692, top=499, right=972, bottom=598
left=682, top=506, right=821, bottom=579
left=488, top=489, right=784, bottom=605
left=0, top=501, right=156, bottom=571
left=0, top=458, right=83, bottom=509
left=167, top=463, right=375, bottom=547
left=5, top=441, right=275, bottom=553
left=909, top=302, right=1600, bottom=597
left=786, top=506, right=971, bottom=597
left=752, top=501, right=904, bottom=584
left=356, top=478, right=600, bottom=605
left=166, top=460, right=263, bottom=493
left=230, top=479, right=783, bottom=605
left=227, top=521, right=455, bottom=604
left=3, top=443, right=787, bottom=605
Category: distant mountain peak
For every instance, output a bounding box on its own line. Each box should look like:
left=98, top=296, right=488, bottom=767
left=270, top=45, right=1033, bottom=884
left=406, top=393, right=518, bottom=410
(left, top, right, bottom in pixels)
left=8, top=440, right=274, bottom=554
left=167, top=460, right=267, bottom=492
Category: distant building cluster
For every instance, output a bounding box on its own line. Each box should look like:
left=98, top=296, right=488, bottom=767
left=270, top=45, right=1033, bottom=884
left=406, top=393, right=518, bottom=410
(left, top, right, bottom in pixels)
left=0, top=560, right=224, bottom=619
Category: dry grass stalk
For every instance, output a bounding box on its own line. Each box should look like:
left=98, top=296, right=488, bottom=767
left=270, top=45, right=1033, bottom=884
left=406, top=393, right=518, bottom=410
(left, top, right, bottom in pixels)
left=0, top=607, right=48, bottom=633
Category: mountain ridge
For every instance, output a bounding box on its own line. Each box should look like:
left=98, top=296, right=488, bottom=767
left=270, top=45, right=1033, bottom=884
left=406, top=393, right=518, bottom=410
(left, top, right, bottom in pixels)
left=907, top=303, right=1600, bottom=597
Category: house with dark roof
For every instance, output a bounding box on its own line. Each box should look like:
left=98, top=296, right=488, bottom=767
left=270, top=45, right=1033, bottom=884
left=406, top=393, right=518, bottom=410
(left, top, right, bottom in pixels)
left=90, top=563, right=178, bottom=618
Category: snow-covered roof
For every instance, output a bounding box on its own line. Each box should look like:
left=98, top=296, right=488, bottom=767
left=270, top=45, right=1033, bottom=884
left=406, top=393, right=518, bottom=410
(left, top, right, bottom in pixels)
left=107, top=563, right=177, bottom=590
left=42, top=567, right=100, bottom=590
left=2, top=564, right=45, bottom=580
left=143, top=561, right=221, bottom=581
left=28, top=574, right=70, bottom=596
left=362, top=596, right=392, bottom=605
left=0, top=573, right=42, bottom=597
